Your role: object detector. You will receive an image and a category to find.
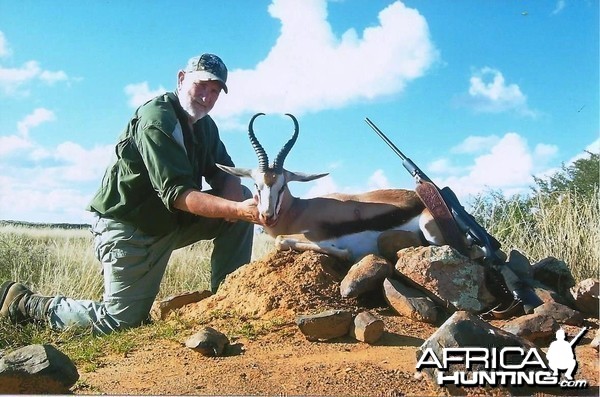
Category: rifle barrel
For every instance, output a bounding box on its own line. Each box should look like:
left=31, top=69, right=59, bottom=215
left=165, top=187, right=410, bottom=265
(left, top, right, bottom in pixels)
left=365, top=118, right=408, bottom=161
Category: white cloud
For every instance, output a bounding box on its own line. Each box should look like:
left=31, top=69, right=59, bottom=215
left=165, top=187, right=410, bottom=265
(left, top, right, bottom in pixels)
left=39, top=69, right=68, bottom=85
left=368, top=169, right=391, bottom=190
left=0, top=31, right=12, bottom=58
left=0, top=135, right=32, bottom=156
left=585, top=137, right=600, bottom=153
left=450, top=135, right=500, bottom=154
left=434, top=133, right=558, bottom=200
left=0, top=142, right=113, bottom=223
left=17, top=107, right=55, bottom=137
left=428, top=158, right=463, bottom=175
left=566, top=137, right=600, bottom=164
left=124, top=81, right=167, bottom=108
left=0, top=108, right=55, bottom=157
left=211, top=0, right=438, bottom=122
left=459, top=67, right=537, bottom=117
left=303, top=174, right=340, bottom=198
left=0, top=32, right=71, bottom=94
left=0, top=178, right=94, bottom=224
left=53, top=141, right=114, bottom=182
left=0, top=60, right=70, bottom=95
left=1, top=108, right=113, bottom=222
left=552, top=0, right=566, bottom=15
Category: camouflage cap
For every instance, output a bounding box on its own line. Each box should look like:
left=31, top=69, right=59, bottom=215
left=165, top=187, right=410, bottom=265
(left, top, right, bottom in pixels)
left=184, top=53, right=228, bottom=94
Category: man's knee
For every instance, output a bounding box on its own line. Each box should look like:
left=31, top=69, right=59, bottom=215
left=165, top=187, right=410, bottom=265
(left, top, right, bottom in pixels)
left=95, top=299, right=153, bottom=335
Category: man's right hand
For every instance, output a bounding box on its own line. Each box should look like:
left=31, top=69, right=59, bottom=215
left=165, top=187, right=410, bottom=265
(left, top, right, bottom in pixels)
left=231, top=198, right=262, bottom=225
left=174, top=189, right=263, bottom=225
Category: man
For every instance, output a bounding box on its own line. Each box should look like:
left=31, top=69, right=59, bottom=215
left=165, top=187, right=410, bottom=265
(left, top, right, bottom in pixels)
left=0, top=53, right=262, bottom=335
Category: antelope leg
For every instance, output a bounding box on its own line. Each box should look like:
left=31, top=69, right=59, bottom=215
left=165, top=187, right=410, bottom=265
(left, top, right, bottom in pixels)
left=275, top=234, right=351, bottom=261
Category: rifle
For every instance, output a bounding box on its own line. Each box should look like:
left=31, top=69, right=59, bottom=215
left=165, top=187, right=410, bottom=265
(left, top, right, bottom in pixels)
left=365, top=117, right=543, bottom=314
left=569, top=326, right=588, bottom=347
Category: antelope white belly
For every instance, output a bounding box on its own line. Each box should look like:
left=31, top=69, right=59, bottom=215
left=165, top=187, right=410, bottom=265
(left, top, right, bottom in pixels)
left=316, top=215, right=422, bottom=262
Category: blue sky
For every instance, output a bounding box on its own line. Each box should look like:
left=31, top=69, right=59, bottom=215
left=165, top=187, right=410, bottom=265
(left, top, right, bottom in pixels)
left=0, top=0, right=598, bottom=224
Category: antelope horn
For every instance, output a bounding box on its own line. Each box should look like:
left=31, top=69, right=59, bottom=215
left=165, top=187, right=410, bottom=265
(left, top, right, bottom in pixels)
left=248, top=113, right=268, bottom=172
left=272, top=113, right=299, bottom=172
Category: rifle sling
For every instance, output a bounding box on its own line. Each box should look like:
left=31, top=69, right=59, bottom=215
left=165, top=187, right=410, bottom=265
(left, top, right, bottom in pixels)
left=415, top=181, right=468, bottom=255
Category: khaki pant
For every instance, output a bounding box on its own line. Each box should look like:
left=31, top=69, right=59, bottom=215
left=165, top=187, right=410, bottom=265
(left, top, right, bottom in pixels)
left=47, top=190, right=254, bottom=335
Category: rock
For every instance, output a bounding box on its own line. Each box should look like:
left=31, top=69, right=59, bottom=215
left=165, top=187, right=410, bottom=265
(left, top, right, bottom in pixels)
left=151, top=290, right=212, bottom=320
left=377, top=230, right=422, bottom=262
left=505, top=249, right=533, bottom=280
left=185, top=326, right=230, bottom=357
left=0, top=344, right=79, bottom=394
left=340, top=254, right=393, bottom=298
left=532, top=257, right=576, bottom=298
left=502, top=312, right=559, bottom=344
left=349, top=311, right=384, bottom=344
left=591, top=329, right=600, bottom=351
left=533, top=301, right=584, bottom=326
left=532, top=282, right=571, bottom=306
left=383, top=278, right=438, bottom=324
left=296, top=309, right=353, bottom=341
left=570, top=278, right=599, bottom=316
left=417, top=311, right=539, bottom=390
left=395, top=246, right=495, bottom=313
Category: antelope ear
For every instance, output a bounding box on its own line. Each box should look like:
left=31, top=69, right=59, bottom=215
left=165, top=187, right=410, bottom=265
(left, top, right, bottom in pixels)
left=284, top=169, right=329, bottom=183
left=216, top=163, right=254, bottom=179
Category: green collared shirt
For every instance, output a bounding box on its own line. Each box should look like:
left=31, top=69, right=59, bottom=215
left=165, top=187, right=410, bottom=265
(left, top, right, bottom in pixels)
left=87, top=92, right=234, bottom=235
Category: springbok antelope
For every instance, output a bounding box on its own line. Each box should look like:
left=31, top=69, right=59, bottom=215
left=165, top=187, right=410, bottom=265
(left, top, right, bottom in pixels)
left=217, top=113, right=446, bottom=262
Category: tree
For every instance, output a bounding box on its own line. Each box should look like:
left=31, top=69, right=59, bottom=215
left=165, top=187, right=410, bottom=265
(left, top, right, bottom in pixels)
left=533, top=151, right=599, bottom=198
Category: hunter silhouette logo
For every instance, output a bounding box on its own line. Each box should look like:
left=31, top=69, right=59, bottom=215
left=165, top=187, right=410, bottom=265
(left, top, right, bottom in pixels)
left=546, top=327, right=588, bottom=381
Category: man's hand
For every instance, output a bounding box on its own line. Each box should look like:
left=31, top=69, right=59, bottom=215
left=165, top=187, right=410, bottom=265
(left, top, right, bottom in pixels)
left=174, top=188, right=263, bottom=225
left=234, top=197, right=261, bottom=224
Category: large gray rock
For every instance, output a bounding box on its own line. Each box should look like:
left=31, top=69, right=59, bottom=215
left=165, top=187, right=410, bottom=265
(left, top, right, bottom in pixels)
left=0, top=344, right=79, bottom=394
left=395, top=246, right=495, bottom=313
left=532, top=257, right=576, bottom=299
left=296, top=309, right=353, bottom=341
left=505, top=249, right=533, bottom=279
left=339, top=254, right=392, bottom=298
left=533, top=301, right=584, bottom=326
left=502, top=312, right=560, bottom=344
left=417, top=311, right=539, bottom=393
left=383, top=278, right=438, bottom=324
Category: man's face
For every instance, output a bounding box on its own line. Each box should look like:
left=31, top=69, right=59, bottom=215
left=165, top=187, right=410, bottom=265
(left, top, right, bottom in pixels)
left=177, top=71, right=222, bottom=123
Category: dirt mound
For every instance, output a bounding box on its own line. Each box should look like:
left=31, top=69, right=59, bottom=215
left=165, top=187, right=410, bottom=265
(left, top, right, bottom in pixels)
left=183, top=250, right=362, bottom=320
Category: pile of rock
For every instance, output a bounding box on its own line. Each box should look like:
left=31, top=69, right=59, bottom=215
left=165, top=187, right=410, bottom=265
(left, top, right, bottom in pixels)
left=331, top=236, right=599, bottom=345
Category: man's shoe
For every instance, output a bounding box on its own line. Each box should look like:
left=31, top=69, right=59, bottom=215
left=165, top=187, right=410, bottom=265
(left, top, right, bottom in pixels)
left=0, top=281, right=52, bottom=324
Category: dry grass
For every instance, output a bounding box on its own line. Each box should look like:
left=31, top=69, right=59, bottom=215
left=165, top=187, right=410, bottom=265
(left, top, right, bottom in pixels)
left=0, top=225, right=274, bottom=300
left=472, top=188, right=599, bottom=282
